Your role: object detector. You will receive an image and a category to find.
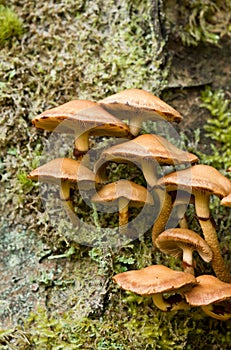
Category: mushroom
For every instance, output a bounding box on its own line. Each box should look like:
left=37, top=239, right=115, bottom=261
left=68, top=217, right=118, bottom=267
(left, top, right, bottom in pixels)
left=94, top=134, right=198, bottom=245
left=185, top=275, right=231, bottom=321
left=32, top=100, right=131, bottom=158
left=156, top=164, right=231, bottom=282
left=94, top=133, right=198, bottom=187
left=28, top=158, right=99, bottom=216
left=99, top=88, right=183, bottom=136
left=155, top=228, right=213, bottom=275
left=113, top=265, right=197, bottom=311
left=91, top=179, right=154, bottom=231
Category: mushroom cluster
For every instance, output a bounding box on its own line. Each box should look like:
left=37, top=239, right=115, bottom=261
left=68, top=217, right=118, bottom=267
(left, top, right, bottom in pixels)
left=28, top=88, right=231, bottom=320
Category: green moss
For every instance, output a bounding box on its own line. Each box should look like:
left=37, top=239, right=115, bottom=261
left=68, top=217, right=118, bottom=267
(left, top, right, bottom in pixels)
left=165, top=0, right=231, bottom=46
left=200, top=86, right=231, bottom=169
left=0, top=5, right=23, bottom=47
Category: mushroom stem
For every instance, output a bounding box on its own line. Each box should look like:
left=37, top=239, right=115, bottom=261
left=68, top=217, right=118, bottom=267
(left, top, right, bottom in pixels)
left=60, top=182, right=74, bottom=212
left=141, top=160, right=158, bottom=188
left=152, top=189, right=173, bottom=245
left=118, top=197, right=129, bottom=227
left=194, top=192, right=231, bottom=283
left=152, top=293, right=171, bottom=311
left=152, top=293, right=190, bottom=312
left=201, top=305, right=231, bottom=321
left=128, top=116, right=142, bottom=136
left=176, top=205, right=189, bottom=229
left=74, top=131, right=90, bottom=158
left=59, top=182, right=80, bottom=227
left=181, top=245, right=194, bottom=275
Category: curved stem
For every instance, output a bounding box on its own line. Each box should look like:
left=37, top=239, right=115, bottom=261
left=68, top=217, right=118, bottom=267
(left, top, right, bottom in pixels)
left=152, top=293, right=190, bottom=312
left=195, top=192, right=231, bottom=283
left=152, top=293, right=171, bottom=311
left=152, top=189, right=173, bottom=245
left=201, top=305, right=231, bottom=321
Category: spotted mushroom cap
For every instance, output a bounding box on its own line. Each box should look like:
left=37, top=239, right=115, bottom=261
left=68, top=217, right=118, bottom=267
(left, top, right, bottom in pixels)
left=32, top=100, right=131, bottom=138
left=91, top=179, right=154, bottom=207
left=185, top=275, right=231, bottom=306
left=99, top=88, right=183, bottom=124
left=155, top=228, right=213, bottom=262
left=113, top=265, right=197, bottom=295
left=157, top=164, right=231, bottom=199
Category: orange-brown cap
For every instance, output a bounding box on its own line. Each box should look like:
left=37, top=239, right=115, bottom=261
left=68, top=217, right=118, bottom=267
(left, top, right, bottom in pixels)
left=95, top=134, right=198, bottom=171
left=157, top=164, right=231, bottom=199
left=185, top=275, right=231, bottom=306
left=155, top=228, right=213, bottom=262
left=28, top=158, right=98, bottom=187
left=113, top=264, right=196, bottom=295
left=91, top=179, right=154, bottom=207
left=32, top=100, right=131, bottom=138
left=99, top=89, right=183, bottom=126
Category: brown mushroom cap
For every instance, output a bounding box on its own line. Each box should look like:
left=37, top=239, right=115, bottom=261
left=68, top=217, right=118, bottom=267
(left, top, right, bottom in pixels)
left=32, top=100, right=131, bottom=137
left=94, top=134, right=198, bottom=187
left=113, top=265, right=196, bottom=295
left=185, top=275, right=231, bottom=306
left=28, top=157, right=98, bottom=189
left=221, top=193, right=231, bottom=207
left=91, top=179, right=154, bottom=207
left=157, top=164, right=231, bottom=199
left=99, top=88, right=183, bottom=134
left=95, top=133, right=198, bottom=168
left=155, top=228, right=213, bottom=262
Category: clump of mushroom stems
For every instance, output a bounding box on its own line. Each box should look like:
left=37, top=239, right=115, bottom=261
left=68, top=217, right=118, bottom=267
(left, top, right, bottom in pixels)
left=194, top=191, right=231, bottom=283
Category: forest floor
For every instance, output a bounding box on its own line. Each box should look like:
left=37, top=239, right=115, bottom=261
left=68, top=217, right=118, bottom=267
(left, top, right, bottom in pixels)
left=1, top=34, right=230, bottom=326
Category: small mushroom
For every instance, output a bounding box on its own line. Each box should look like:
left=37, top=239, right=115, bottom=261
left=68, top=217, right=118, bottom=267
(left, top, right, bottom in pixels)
left=28, top=158, right=99, bottom=216
left=157, top=164, right=231, bottom=282
left=91, top=179, right=154, bottom=231
left=155, top=228, right=213, bottom=275
left=99, top=88, right=183, bottom=135
left=95, top=133, right=198, bottom=187
left=32, top=100, right=131, bottom=158
left=113, top=265, right=197, bottom=311
left=185, top=275, right=231, bottom=321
